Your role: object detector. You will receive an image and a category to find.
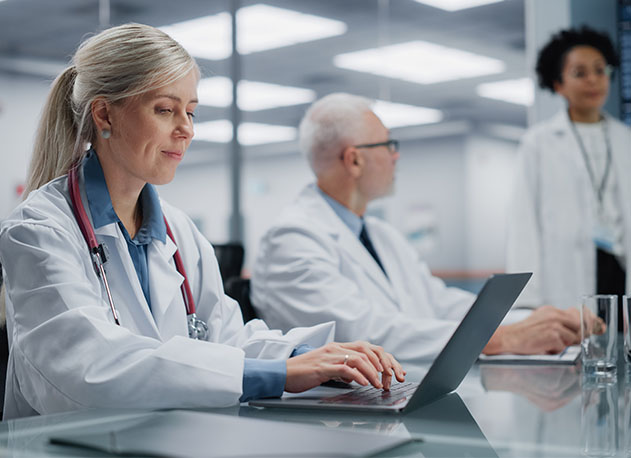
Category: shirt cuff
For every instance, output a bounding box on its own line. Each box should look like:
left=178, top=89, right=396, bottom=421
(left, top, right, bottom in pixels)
left=291, top=344, right=314, bottom=357
left=240, top=358, right=286, bottom=402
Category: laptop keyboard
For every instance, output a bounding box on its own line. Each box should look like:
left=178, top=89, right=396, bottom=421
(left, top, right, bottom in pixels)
left=318, top=382, right=418, bottom=407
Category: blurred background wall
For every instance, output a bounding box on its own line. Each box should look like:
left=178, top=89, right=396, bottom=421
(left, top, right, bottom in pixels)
left=0, top=0, right=627, bottom=290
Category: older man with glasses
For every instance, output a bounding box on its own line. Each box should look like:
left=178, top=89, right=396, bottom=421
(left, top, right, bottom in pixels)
left=251, top=92, right=582, bottom=363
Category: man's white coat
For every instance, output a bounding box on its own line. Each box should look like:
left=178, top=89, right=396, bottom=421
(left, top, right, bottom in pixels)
left=252, top=185, right=473, bottom=363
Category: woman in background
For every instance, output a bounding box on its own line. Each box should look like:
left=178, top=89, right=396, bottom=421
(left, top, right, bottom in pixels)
left=507, top=26, right=631, bottom=318
left=0, top=23, right=404, bottom=420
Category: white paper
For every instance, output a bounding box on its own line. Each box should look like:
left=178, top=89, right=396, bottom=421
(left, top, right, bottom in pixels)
left=478, top=345, right=581, bottom=365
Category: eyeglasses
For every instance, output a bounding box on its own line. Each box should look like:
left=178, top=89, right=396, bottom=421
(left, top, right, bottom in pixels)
left=354, top=139, right=399, bottom=154
left=568, top=64, right=613, bottom=80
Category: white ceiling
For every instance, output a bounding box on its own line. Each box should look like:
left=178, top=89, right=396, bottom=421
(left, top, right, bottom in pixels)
left=0, top=0, right=527, bottom=159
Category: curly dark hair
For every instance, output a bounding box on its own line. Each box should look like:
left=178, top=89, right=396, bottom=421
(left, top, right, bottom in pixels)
left=535, top=26, right=619, bottom=92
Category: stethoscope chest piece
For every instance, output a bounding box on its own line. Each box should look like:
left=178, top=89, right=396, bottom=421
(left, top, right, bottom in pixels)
left=188, top=313, right=209, bottom=340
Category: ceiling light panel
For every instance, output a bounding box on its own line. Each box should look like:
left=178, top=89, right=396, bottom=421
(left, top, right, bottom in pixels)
left=334, top=41, right=505, bottom=85
left=198, top=77, right=316, bottom=111
left=194, top=120, right=297, bottom=146
left=476, top=78, right=534, bottom=106
left=161, top=13, right=230, bottom=60
left=161, top=4, right=347, bottom=61
left=373, top=100, right=443, bottom=128
left=412, top=0, right=504, bottom=11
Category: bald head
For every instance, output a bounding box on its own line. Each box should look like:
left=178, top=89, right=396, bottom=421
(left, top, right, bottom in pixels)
left=299, top=93, right=373, bottom=177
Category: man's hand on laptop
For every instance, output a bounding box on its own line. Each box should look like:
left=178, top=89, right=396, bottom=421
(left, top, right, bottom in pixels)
left=285, top=341, right=406, bottom=394
left=482, top=305, right=582, bottom=355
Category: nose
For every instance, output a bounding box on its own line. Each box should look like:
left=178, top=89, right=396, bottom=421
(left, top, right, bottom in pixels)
left=175, top=114, right=194, bottom=140
left=585, top=71, right=598, bottom=84
left=586, top=68, right=603, bottom=84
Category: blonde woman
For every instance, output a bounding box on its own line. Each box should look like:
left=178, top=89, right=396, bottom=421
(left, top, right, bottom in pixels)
left=0, top=23, right=404, bottom=420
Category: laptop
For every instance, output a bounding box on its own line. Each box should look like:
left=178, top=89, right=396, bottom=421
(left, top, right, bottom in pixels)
left=250, top=272, right=532, bottom=414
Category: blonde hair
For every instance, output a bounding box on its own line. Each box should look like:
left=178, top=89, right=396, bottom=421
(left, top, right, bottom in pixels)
left=25, top=23, right=198, bottom=195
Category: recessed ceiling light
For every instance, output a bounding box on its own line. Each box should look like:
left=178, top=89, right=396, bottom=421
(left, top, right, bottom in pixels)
left=476, top=78, right=534, bottom=106
left=334, top=41, right=505, bottom=85
left=412, top=0, right=504, bottom=11
left=197, top=77, right=316, bottom=111
left=161, top=4, right=347, bottom=61
left=373, top=100, right=443, bottom=128
left=194, top=120, right=297, bottom=145
left=161, top=13, right=229, bottom=60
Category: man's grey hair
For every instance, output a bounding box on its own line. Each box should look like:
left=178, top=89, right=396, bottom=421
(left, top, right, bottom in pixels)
left=299, top=93, right=373, bottom=176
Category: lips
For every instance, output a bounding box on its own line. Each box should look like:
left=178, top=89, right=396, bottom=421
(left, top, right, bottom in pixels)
left=163, top=150, right=184, bottom=160
left=584, top=91, right=604, bottom=98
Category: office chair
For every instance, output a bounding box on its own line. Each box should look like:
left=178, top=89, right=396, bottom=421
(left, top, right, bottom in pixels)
left=0, top=325, right=6, bottom=417
left=224, top=277, right=259, bottom=323
left=0, top=264, right=7, bottom=417
left=213, top=243, right=245, bottom=286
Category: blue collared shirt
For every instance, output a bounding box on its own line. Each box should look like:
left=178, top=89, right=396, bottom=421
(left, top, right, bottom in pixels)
left=82, top=150, right=307, bottom=402
left=83, top=150, right=166, bottom=311
left=316, top=185, right=363, bottom=236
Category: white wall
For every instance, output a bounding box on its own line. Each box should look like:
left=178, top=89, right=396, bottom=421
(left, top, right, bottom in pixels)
left=383, top=136, right=468, bottom=271
left=0, top=74, right=51, bottom=219
left=464, top=135, right=518, bottom=272
left=159, top=150, right=314, bottom=272
left=524, top=0, right=569, bottom=125
left=158, top=155, right=232, bottom=244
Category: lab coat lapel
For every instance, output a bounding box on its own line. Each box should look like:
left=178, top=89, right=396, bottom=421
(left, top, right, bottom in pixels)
left=337, top=227, right=396, bottom=301
left=95, top=224, right=162, bottom=339
left=78, top=165, right=161, bottom=339
left=147, top=236, right=188, bottom=340
left=365, top=218, right=408, bottom=302
left=556, top=111, right=597, bottom=212
left=306, top=187, right=396, bottom=302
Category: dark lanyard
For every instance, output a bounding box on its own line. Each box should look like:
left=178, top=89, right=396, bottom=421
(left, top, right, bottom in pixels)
left=569, top=119, right=612, bottom=207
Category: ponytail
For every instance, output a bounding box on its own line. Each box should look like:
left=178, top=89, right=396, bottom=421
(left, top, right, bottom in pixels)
left=24, top=66, right=87, bottom=196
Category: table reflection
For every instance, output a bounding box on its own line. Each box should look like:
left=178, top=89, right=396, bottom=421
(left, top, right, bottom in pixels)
left=241, top=392, right=499, bottom=457
left=480, top=364, right=581, bottom=411
left=3, top=361, right=631, bottom=457
left=623, top=371, right=631, bottom=457
left=581, top=377, right=618, bottom=457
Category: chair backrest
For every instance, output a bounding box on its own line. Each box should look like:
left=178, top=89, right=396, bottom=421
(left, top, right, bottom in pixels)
left=0, top=264, right=7, bottom=417
left=0, top=324, right=7, bottom=418
left=213, top=243, right=245, bottom=285
left=224, top=277, right=258, bottom=323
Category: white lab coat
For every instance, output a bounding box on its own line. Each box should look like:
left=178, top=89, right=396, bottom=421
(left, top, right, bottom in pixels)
left=251, top=184, right=474, bottom=363
left=506, top=110, right=631, bottom=309
left=0, top=172, right=334, bottom=420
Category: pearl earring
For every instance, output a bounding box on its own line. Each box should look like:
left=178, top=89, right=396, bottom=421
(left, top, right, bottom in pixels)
left=101, top=130, right=111, bottom=139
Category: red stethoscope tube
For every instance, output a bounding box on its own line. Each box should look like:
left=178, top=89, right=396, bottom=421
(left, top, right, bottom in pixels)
left=67, top=164, right=206, bottom=339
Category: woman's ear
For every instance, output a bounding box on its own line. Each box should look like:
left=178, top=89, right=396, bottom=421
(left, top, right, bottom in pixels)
left=552, top=79, right=564, bottom=96
left=91, top=97, right=112, bottom=135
